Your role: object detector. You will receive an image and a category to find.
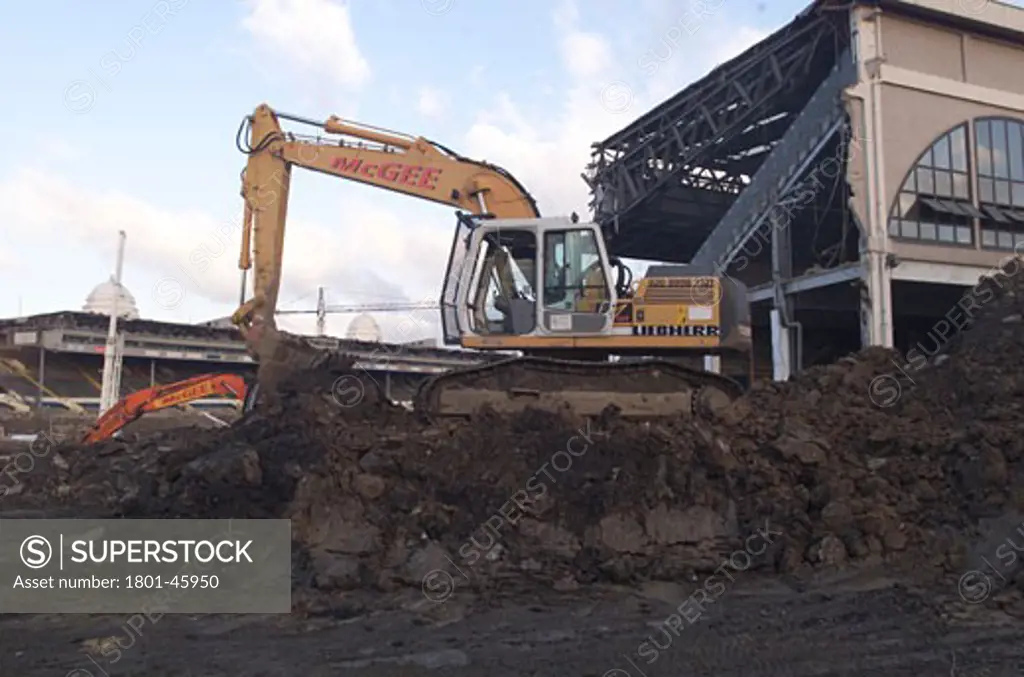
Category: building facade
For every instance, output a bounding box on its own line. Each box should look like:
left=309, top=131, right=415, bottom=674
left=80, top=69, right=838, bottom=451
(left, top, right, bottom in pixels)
left=847, top=0, right=1024, bottom=351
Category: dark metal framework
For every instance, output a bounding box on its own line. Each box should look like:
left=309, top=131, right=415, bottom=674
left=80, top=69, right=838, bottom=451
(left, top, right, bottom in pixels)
left=586, top=8, right=847, bottom=262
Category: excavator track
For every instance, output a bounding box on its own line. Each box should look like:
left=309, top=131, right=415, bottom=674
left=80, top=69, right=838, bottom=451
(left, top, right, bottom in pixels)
left=414, top=356, right=744, bottom=420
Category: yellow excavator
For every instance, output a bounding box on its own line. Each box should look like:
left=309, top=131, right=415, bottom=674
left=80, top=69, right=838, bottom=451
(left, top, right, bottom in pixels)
left=231, top=104, right=753, bottom=418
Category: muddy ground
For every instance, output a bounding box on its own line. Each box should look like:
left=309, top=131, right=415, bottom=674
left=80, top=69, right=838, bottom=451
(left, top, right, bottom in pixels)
left=5, top=263, right=1024, bottom=674
left=3, top=572, right=1024, bottom=676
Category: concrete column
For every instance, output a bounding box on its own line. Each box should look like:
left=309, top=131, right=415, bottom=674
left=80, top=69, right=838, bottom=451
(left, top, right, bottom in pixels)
left=858, top=6, right=894, bottom=349
left=860, top=249, right=893, bottom=347
left=770, top=210, right=797, bottom=379
left=36, top=348, right=46, bottom=410
left=770, top=309, right=791, bottom=381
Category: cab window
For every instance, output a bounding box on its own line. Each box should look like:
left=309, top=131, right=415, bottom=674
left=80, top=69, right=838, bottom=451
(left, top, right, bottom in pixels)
left=542, top=229, right=609, bottom=313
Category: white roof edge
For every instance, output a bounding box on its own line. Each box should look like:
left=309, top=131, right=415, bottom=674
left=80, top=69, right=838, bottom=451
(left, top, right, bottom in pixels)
left=880, top=0, right=1024, bottom=37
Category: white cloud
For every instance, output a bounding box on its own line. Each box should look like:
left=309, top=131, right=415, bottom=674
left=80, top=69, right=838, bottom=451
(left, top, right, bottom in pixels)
left=241, top=0, right=370, bottom=89
left=415, top=87, right=446, bottom=118
left=552, top=0, right=579, bottom=29
left=461, top=0, right=771, bottom=220
left=469, top=65, right=486, bottom=88
left=37, top=139, right=82, bottom=163
left=560, top=31, right=612, bottom=79
left=645, top=23, right=769, bottom=105
left=0, top=168, right=450, bottom=340
left=710, top=26, right=769, bottom=71
left=0, top=248, right=15, bottom=273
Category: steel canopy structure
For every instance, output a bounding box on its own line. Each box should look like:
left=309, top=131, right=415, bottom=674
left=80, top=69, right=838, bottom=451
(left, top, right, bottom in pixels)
left=587, top=6, right=850, bottom=264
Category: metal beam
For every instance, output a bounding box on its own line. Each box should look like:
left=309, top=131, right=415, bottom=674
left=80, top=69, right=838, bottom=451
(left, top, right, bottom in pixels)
left=699, top=115, right=846, bottom=268
left=5, top=328, right=492, bottom=374
left=747, top=262, right=862, bottom=303
left=889, top=260, right=991, bottom=287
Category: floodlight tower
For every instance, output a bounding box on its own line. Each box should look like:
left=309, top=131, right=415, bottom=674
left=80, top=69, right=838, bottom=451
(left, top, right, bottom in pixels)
left=98, top=231, right=127, bottom=415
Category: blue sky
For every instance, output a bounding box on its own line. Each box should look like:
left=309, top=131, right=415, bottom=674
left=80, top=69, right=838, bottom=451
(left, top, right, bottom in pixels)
left=4, top=0, right=1003, bottom=340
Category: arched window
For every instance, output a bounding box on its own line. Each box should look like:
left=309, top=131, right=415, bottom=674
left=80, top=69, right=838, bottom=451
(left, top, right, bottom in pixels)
left=975, top=117, right=1024, bottom=250
left=888, top=123, right=977, bottom=246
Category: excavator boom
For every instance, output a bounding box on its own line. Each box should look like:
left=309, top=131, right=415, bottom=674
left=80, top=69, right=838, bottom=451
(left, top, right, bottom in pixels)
left=82, top=373, right=249, bottom=444
left=231, top=104, right=539, bottom=394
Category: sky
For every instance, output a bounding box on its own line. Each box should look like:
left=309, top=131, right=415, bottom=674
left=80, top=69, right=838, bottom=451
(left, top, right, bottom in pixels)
left=0, top=0, right=1011, bottom=343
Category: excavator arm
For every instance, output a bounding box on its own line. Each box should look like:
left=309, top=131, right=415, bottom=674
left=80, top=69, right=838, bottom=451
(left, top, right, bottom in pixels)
left=231, top=104, right=539, bottom=369
left=82, top=374, right=248, bottom=444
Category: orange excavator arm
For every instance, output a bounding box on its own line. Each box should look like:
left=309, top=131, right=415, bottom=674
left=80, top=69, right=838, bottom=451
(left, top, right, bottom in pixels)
left=230, top=103, right=540, bottom=359
left=82, top=373, right=248, bottom=444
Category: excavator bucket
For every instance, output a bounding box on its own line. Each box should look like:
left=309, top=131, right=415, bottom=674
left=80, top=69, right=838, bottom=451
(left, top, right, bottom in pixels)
left=245, top=321, right=331, bottom=400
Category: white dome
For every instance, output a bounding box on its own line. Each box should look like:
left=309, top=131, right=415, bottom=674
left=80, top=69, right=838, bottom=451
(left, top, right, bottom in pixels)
left=83, top=276, right=140, bottom=320
left=346, top=313, right=381, bottom=342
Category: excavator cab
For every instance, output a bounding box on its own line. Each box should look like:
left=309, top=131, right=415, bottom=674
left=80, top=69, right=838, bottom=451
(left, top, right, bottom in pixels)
left=441, top=214, right=621, bottom=348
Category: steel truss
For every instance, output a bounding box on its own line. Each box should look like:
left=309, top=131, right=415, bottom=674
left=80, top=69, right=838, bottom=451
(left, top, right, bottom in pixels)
left=586, top=10, right=844, bottom=260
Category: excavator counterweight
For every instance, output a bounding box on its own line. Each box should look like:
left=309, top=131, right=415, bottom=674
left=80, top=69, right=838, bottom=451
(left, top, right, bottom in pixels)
left=232, top=104, right=753, bottom=420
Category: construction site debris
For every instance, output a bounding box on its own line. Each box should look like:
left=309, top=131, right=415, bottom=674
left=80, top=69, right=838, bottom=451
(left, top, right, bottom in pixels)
left=9, top=263, right=1024, bottom=609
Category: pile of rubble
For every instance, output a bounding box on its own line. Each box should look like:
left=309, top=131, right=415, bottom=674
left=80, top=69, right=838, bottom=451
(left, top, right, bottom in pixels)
left=18, top=263, right=1024, bottom=603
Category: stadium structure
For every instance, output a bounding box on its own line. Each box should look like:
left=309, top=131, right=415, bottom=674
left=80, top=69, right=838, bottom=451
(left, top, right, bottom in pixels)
left=588, top=0, right=1024, bottom=379
left=0, top=280, right=492, bottom=415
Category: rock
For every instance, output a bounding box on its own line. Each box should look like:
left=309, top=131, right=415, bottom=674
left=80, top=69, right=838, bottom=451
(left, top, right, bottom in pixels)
left=358, top=451, right=387, bottom=473
left=304, top=503, right=381, bottom=555
left=240, top=449, right=262, bottom=485
left=883, top=528, right=908, bottom=552
left=821, top=501, right=855, bottom=532
left=519, top=520, right=580, bottom=559
left=858, top=509, right=892, bottom=537
left=707, top=437, right=738, bottom=472
left=553, top=575, right=579, bottom=592
left=645, top=504, right=733, bottom=545
left=311, top=551, right=361, bottom=589
left=842, top=533, right=870, bottom=558
left=596, top=514, right=646, bottom=553
left=772, top=437, right=827, bottom=465
left=980, top=447, right=1009, bottom=486
left=808, top=535, right=847, bottom=566
left=403, top=541, right=453, bottom=583
left=352, top=474, right=386, bottom=500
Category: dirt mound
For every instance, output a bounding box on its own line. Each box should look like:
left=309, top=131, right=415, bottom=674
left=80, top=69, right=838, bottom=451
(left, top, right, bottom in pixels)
left=17, top=260, right=1024, bottom=605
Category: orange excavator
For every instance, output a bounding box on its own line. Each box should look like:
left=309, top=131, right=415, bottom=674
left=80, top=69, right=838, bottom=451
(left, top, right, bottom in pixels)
left=231, top=104, right=753, bottom=419
left=81, top=373, right=250, bottom=444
